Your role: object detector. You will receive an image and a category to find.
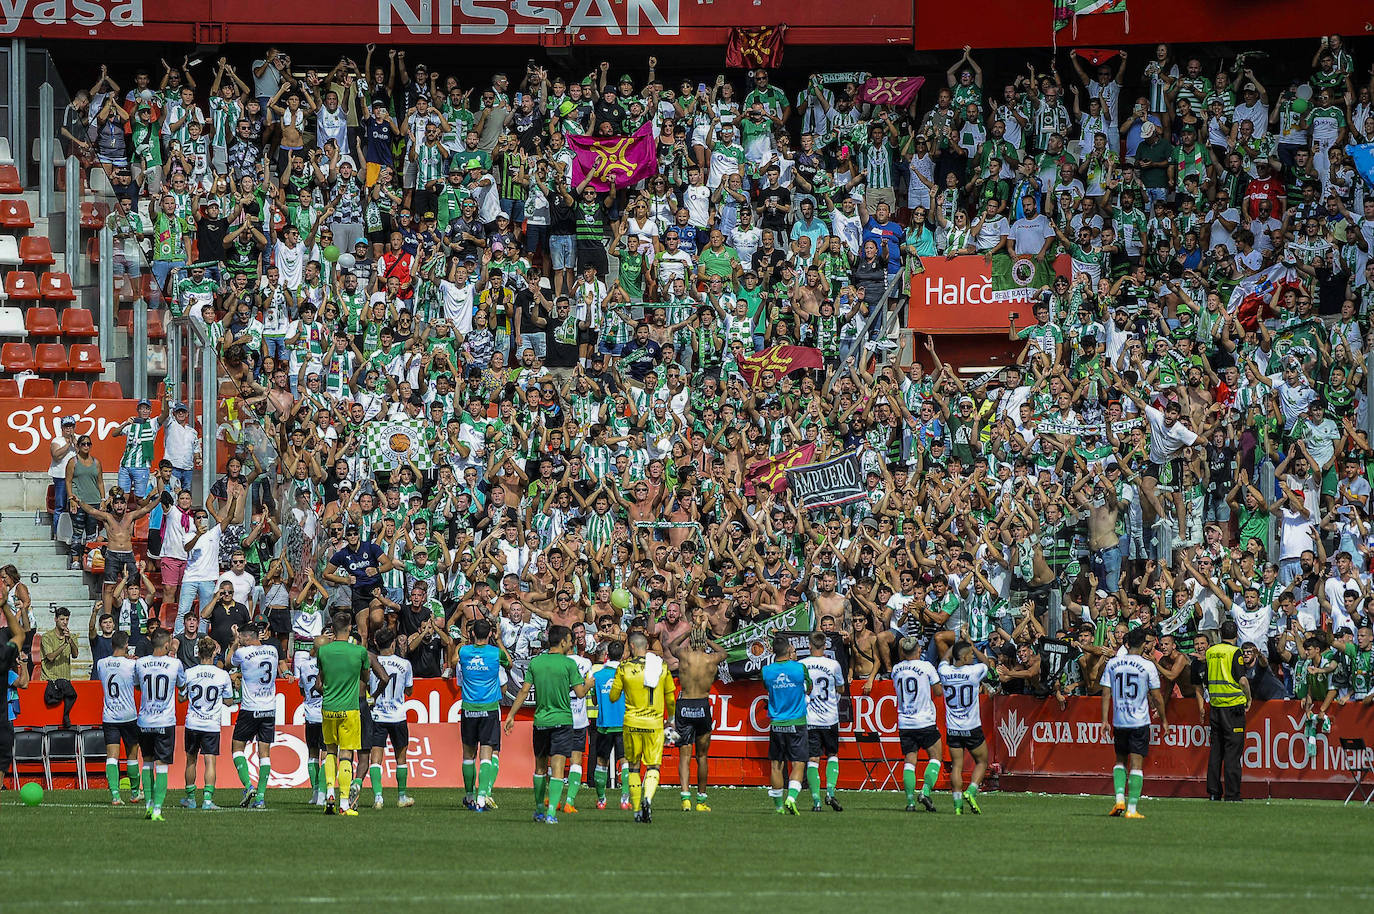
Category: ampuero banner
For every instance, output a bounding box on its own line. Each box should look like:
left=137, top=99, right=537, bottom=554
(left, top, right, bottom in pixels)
left=787, top=449, right=864, bottom=509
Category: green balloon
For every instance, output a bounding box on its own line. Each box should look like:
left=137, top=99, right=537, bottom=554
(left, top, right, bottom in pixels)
left=20, top=781, right=43, bottom=806
left=323, top=245, right=341, bottom=263
left=610, top=588, right=632, bottom=610
left=1290, top=98, right=1309, bottom=115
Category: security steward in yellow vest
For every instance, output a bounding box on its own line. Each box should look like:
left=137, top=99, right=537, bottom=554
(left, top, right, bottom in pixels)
left=1205, top=620, right=1252, bottom=801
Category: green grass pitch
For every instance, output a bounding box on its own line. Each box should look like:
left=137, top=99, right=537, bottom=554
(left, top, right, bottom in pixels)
left=1, top=788, right=1369, bottom=912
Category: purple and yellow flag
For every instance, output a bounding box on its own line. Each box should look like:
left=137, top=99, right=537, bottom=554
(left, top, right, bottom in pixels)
left=568, top=122, right=659, bottom=193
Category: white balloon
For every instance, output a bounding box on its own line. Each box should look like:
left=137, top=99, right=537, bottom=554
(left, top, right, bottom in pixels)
left=337, top=253, right=356, bottom=271
left=1295, top=84, right=1313, bottom=101
left=139, top=89, right=155, bottom=101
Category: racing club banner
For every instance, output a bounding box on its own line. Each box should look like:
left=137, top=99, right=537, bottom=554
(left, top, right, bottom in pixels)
left=786, top=449, right=865, bottom=510
left=363, top=418, right=435, bottom=471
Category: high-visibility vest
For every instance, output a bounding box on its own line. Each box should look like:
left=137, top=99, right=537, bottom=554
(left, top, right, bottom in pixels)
left=1206, top=643, right=1246, bottom=708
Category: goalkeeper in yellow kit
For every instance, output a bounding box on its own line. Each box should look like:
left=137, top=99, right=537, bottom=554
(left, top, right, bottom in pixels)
left=609, top=633, right=676, bottom=824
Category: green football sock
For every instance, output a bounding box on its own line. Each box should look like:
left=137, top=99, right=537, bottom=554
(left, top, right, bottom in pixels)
left=595, top=765, right=608, bottom=802
left=492, top=752, right=501, bottom=788
left=770, top=788, right=784, bottom=810
left=256, top=762, right=270, bottom=800
left=478, top=759, right=494, bottom=798
left=547, top=777, right=566, bottom=814
left=1112, top=764, right=1126, bottom=803
left=463, top=759, right=477, bottom=797
left=1127, top=769, right=1143, bottom=813
left=966, top=782, right=980, bottom=798
left=825, top=757, right=839, bottom=798
left=807, top=761, right=822, bottom=805
left=307, top=760, right=319, bottom=794
left=233, top=753, right=252, bottom=789
left=142, top=764, right=154, bottom=808
left=351, top=773, right=364, bottom=795
left=534, top=774, right=548, bottom=811
left=203, top=785, right=214, bottom=805
left=396, top=767, right=407, bottom=797
left=903, top=764, right=917, bottom=803
left=565, top=765, right=582, bottom=806
left=619, top=761, right=630, bottom=798
left=185, top=784, right=196, bottom=800
left=953, top=789, right=963, bottom=810
left=785, top=779, right=801, bottom=805
left=126, top=759, right=140, bottom=794
left=369, top=764, right=384, bottom=800
left=106, top=759, right=120, bottom=799
left=921, top=760, right=940, bottom=797
left=153, top=768, right=168, bottom=810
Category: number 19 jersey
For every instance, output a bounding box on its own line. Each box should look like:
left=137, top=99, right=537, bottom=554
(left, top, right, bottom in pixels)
left=937, top=661, right=989, bottom=731
left=891, top=659, right=940, bottom=729
left=1100, top=654, right=1160, bottom=728
left=801, top=655, right=845, bottom=727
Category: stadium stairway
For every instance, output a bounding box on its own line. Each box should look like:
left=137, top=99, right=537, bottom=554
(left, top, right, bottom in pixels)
left=0, top=509, right=99, bottom=678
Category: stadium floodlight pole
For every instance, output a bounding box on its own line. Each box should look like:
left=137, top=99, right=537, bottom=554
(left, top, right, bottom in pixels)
left=132, top=287, right=147, bottom=401
left=36, top=82, right=52, bottom=217
left=64, top=157, right=80, bottom=279
left=98, top=226, right=114, bottom=362
left=1259, top=461, right=1277, bottom=564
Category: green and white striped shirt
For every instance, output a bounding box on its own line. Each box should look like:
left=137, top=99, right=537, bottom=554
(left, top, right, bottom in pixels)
left=119, top=418, right=159, bottom=468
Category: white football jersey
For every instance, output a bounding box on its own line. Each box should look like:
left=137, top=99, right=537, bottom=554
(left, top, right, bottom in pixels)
left=937, top=661, right=989, bottom=731
left=295, top=651, right=323, bottom=724
left=891, top=659, right=940, bottom=729
left=135, top=656, right=186, bottom=729
left=801, top=655, right=845, bottom=728
left=232, top=644, right=279, bottom=713
left=1100, top=653, right=1161, bottom=728
left=570, top=654, right=593, bottom=729
left=184, top=664, right=233, bottom=733
left=95, top=655, right=138, bottom=724
left=370, top=653, right=414, bottom=724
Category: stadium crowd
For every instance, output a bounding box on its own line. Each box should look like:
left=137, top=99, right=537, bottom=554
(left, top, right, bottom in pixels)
left=15, top=35, right=1374, bottom=719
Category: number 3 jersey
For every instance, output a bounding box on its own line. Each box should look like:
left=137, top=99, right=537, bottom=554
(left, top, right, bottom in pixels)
left=1099, top=653, right=1160, bottom=728
left=800, top=655, right=845, bottom=728
left=891, top=658, right=940, bottom=729
left=232, top=644, right=280, bottom=714
left=184, top=664, right=233, bottom=733
left=135, top=655, right=187, bottom=729
left=936, top=661, right=989, bottom=731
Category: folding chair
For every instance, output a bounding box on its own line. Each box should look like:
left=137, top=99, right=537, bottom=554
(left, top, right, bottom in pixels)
left=45, top=726, right=84, bottom=789
left=79, top=726, right=109, bottom=789
left=853, top=730, right=899, bottom=791
left=12, top=728, right=49, bottom=789
left=1341, top=738, right=1374, bottom=806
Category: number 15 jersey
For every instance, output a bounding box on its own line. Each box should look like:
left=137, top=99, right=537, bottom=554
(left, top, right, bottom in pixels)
left=1100, top=654, right=1160, bottom=728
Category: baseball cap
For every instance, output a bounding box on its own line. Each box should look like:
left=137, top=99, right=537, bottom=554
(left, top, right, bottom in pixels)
left=173, top=401, right=189, bottom=413
left=137, top=398, right=151, bottom=407
left=61, top=416, right=76, bottom=426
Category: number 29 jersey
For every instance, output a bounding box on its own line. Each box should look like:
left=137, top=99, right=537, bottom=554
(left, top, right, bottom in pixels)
left=936, top=661, right=989, bottom=731
left=184, top=664, right=233, bottom=733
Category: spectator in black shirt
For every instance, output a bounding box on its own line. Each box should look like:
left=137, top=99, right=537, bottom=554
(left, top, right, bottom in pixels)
left=756, top=164, right=792, bottom=234
left=405, top=615, right=451, bottom=678
left=203, top=580, right=251, bottom=651
left=195, top=199, right=229, bottom=266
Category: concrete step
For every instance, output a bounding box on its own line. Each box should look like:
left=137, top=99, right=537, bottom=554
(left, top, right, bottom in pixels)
left=0, top=513, right=54, bottom=540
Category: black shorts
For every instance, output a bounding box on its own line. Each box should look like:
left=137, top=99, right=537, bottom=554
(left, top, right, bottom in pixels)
left=807, top=723, right=840, bottom=758
left=232, top=710, right=275, bottom=744
left=304, top=721, right=324, bottom=757
left=102, top=720, right=140, bottom=750
left=675, top=698, right=713, bottom=745
left=184, top=728, right=221, bottom=756
left=768, top=726, right=809, bottom=764
left=947, top=727, right=985, bottom=751
left=359, top=698, right=375, bottom=753
left=267, top=609, right=292, bottom=638
left=899, top=726, right=942, bottom=756
left=138, top=726, right=175, bottom=764
left=577, top=327, right=599, bottom=348
left=575, top=241, right=608, bottom=277
left=1113, top=725, right=1151, bottom=758
left=571, top=727, right=588, bottom=757
left=460, top=710, right=502, bottom=749
left=103, top=550, right=139, bottom=586
left=351, top=586, right=379, bottom=613
left=372, top=719, right=409, bottom=752
left=592, top=728, right=623, bottom=762
left=1148, top=458, right=1182, bottom=491
left=532, top=725, right=580, bottom=760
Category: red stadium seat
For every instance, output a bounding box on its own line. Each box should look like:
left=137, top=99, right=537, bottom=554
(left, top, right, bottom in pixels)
left=1, top=342, right=33, bottom=371
left=4, top=271, right=39, bottom=301
left=23, top=306, right=60, bottom=336
left=23, top=378, right=54, bottom=397
left=56, top=380, right=88, bottom=398
left=60, top=308, right=97, bottom=338
left=91, top=380, right=124, bottom=399
left=18, top=236, right=55, bottom=266
left=0, top=165, right=21, bottom=194
left=147, top=310, right=166, bottom=340
left=68, top=343, right=102, bottom=373
left=0, top=378, right=18, bottom=397
left=80, top=202, right=109, bottom=230
left=35, top=342, right=69, bottom=372
left=40, top=272, right=76, bottom=303
left=0, top=198, right=32, bottom=228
